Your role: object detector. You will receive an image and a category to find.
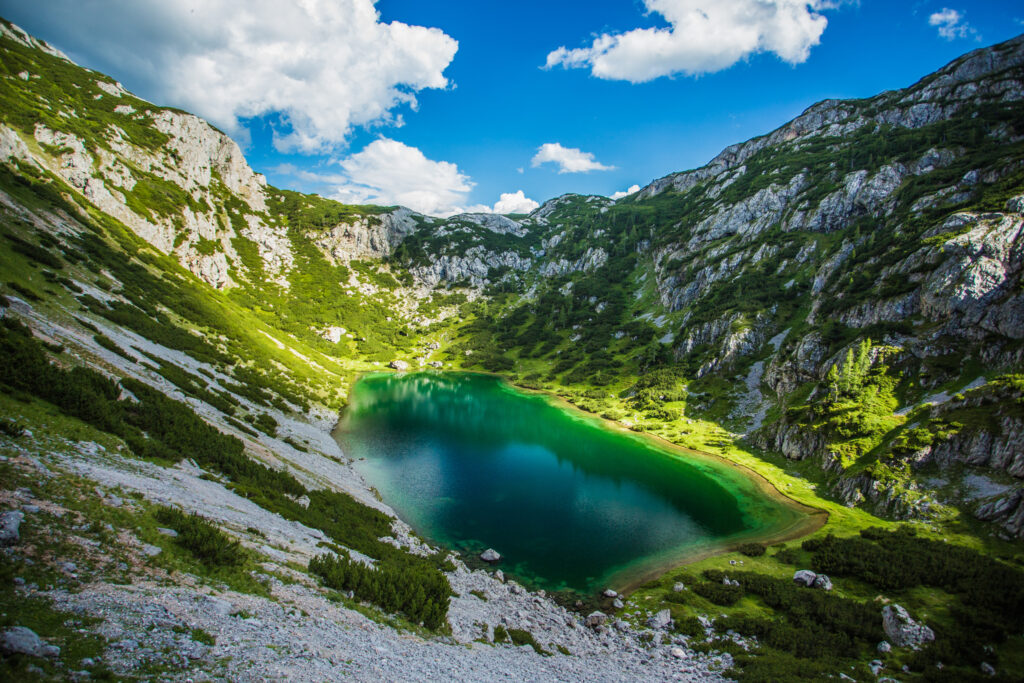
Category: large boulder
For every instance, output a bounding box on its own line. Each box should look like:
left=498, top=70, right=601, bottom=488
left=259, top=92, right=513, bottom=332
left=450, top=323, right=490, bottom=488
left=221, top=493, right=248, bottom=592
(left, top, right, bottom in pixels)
left=1, top=626, right=60, bottom=658
left=584, top=611, right=607, bottom=628
left=0, top=510, right=24, bottom=545
left=882, top=604, right=935, bottom=649
left=793, top=569, right=817, bottom=587
left=321, top=326, right=346, bottom=343
left=388, top=360, right=410, bottom=371
left=812, top=574, right=833, bottom=591
left=647, top=608, right=673, bottom=630
left=479, top=548, right=501, bottom=562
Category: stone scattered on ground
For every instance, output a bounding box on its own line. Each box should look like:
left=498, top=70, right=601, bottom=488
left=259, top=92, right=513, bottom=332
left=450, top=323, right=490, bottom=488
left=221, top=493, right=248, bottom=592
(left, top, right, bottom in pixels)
left=0, top=509, right=25, bottom=545
left=584, top=611, right=607, bottom=628
left=647, top=609, right=672, bottom=630
left=602, top=589, right=617, bottom=598
left=479, top=548, right=501, bottom=562
left=140, top=543, right=162, bottom=557
left=882, top=604, right=935, bottom=649
left=672, top=582, right=685, bottom=592
left=877, top=640, right=891, bottom=653
left=812, top=574, right=833, bottom=591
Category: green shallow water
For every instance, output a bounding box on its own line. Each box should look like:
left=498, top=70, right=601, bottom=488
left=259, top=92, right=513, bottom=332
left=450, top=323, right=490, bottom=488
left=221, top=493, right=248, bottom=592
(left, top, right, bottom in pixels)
left=335, top=372, right=806, bottom=594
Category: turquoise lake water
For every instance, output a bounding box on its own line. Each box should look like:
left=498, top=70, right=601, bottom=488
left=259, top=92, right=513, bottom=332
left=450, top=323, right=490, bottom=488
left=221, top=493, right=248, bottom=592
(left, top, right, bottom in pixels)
left=335, top=372, right=805, bottom=593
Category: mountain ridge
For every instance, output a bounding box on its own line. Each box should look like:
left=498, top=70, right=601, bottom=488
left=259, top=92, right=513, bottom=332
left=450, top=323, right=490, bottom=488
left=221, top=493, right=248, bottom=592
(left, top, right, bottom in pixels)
left=2, top=18, right=1024, bottom=681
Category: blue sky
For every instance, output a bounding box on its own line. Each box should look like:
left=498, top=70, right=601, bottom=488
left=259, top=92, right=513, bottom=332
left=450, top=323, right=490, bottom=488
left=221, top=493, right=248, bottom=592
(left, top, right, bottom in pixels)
left=2, top=1, right=1023, bottom=215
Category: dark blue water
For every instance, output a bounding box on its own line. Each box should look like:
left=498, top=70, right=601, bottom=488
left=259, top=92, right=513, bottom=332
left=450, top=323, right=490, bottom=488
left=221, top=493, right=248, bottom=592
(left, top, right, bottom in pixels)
left=336, top=372, right=804, bottom=592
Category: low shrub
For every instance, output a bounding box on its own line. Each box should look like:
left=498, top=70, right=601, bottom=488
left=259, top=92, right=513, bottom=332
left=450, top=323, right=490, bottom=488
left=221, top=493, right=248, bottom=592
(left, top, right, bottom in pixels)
left=153, top=506, right=244, bottom=567
left=737, top=542, right=766, bottom=557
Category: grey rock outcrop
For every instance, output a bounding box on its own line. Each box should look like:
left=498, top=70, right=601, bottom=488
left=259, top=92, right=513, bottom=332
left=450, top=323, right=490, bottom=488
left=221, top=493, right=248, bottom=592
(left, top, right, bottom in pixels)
left=882, top=604, right=935, bottom=649
left=646, top=608, right=672, bottom=630
left=975, top=489, right=1024, bottom=539
left=792, top=570, right=818, bottom=587
left=312, top=208, right=420, bottom=264
left=0, top=510, right=24, bottom=545
left=1, top=626, right=60, bottom=658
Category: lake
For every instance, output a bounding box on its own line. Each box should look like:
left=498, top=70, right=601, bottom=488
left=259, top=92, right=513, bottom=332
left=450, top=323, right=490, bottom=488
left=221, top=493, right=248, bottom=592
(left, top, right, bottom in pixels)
left=335, top=372, right=812, bottom=594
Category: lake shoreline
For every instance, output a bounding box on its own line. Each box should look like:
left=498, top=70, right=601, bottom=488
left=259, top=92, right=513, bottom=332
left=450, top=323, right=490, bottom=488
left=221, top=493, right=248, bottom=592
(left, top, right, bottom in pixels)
left=496, top=375, right=828, bottom=593
left=338, top=368, right=827, bottom=596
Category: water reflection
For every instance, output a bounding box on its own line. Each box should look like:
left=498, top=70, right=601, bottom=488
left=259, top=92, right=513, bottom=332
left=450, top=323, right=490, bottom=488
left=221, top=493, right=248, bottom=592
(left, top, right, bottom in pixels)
left=338, top=373, right=785, bottom=592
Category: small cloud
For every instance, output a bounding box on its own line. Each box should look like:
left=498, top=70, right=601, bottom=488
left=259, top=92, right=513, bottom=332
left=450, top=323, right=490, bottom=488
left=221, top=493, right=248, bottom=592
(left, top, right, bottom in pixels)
left=610, top=184, right=641, bottom=200
left=531, top=142, right=614, bottom=174
left=928, top=8, right=978, bottom=40
left=516, top=167, right=524, bottom=174
left=492, top=190, right=539, bottom=214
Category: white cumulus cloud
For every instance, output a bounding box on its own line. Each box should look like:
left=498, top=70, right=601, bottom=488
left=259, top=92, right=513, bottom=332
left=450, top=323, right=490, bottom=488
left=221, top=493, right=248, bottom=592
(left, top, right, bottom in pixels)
left=531, top=143, right=614, bottom=173
left=928, top=8, right=978, bottom=41
left=280, top=139, right=539, bottom=217
left=545, top=0, right=833, bottom=83
left=330, top=138, right=474, bottom=217
left=10, top=0, right=457, bottom=152
left=493, top=191, right=540, bottom=214
left=610, top=184, right=642, bottom=200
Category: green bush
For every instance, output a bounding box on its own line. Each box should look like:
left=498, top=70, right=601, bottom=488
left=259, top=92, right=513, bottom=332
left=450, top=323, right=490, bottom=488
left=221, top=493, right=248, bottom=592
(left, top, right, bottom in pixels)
left=807, top=530, right=1024, bottom=645
left=309, top=552, right=451, bottom=630
left=154, top=506, right=244, bottom=567
left=93, top=333, right=134, bottom=362
left=737, top=542, right=766, bottom=557
left=507, top=628, right=550, bottom=655
left=692, top=580, right=743, bottom=606
left=0, top=418, right=26, bottom=437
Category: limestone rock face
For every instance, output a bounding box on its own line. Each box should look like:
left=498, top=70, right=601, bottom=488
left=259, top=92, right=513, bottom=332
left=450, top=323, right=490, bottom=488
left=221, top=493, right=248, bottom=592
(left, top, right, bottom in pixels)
left=313, top=209, right=420, bottom=263
left=882, top=604, right=935, bottom=649
left=975, top=489, right=1024, bottom=539
left=414, top=247, right=534, bottom=288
